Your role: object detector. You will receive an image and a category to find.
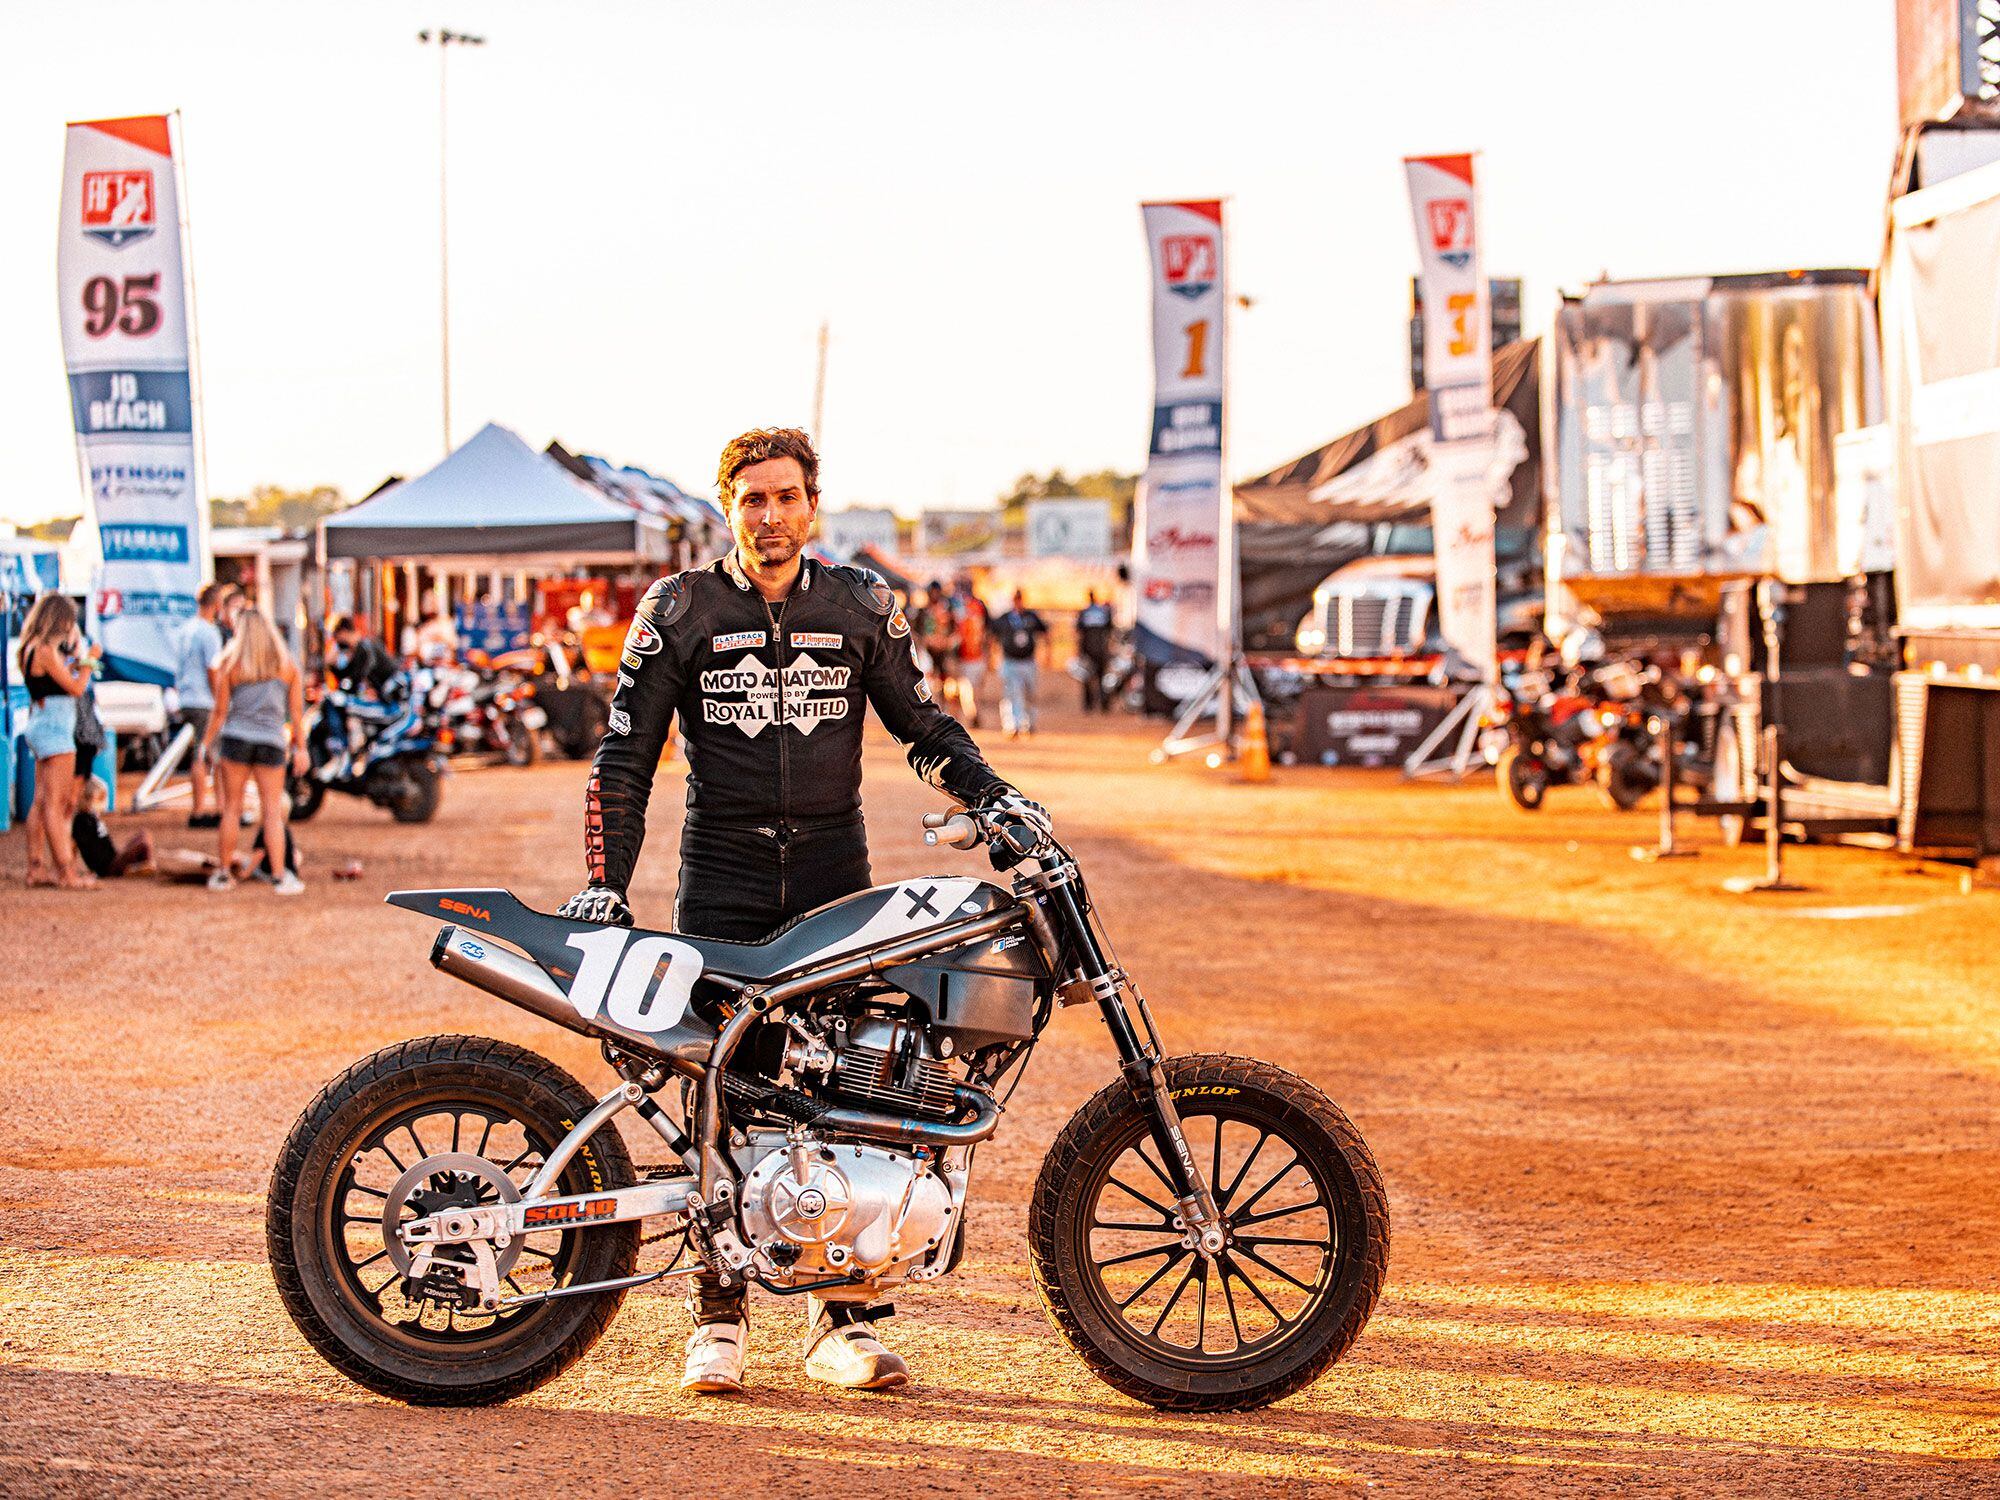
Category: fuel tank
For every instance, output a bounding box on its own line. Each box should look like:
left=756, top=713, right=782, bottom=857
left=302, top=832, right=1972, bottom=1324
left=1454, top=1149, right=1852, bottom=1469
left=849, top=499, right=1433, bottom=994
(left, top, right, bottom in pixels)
left=883, top=894, right=1051, bottom=1051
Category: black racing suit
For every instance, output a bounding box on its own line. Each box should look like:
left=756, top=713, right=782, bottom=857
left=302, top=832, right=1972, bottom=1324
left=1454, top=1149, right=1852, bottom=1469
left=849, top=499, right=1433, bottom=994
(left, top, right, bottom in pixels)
left=583, top=554, right=1015, bottom=1321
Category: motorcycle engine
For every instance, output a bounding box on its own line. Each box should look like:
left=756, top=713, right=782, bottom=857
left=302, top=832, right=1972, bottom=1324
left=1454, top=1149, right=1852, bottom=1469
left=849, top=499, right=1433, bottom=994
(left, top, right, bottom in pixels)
left=737, top=1130, right=958, bottom=1282
left=728, top=1012, right=979, bottom=1284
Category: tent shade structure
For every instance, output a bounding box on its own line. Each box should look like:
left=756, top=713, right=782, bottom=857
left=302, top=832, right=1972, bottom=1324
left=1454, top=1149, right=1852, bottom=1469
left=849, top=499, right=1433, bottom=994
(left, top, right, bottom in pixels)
left=1232, top=339, right=1541, bottom=646
left=323, top=423, right=668, bottom=562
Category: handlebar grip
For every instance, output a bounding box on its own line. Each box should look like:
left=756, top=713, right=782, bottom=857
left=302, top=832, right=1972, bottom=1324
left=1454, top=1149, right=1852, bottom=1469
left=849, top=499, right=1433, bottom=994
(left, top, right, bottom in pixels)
left=922, top=812, right=981, bottom=849
left=921, top=811, right=954, bottom=830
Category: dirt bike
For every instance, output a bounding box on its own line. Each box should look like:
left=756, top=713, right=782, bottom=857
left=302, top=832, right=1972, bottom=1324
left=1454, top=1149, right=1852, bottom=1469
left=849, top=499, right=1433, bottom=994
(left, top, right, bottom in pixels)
left=266, top=803, right=1389, bottom=1412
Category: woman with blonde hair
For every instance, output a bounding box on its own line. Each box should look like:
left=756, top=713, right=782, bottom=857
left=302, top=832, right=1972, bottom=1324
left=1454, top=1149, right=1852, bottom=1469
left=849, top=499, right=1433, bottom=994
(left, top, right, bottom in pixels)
left=198, top=608, right=308, bottom=894
left=16, top=591, right=95, bottom=889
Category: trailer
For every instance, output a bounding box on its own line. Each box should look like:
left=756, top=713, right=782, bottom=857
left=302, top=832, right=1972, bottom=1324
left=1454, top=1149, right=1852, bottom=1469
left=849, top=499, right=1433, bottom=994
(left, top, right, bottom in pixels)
left=1873, top=155, right=2000, bottom=867
left=1544, top=270, right=1896, bottom=840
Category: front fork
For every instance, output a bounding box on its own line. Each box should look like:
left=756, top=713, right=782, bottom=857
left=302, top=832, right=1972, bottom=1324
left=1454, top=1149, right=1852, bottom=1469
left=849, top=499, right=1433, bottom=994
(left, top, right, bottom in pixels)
left=1042, top=879, right=1228, bottom=1256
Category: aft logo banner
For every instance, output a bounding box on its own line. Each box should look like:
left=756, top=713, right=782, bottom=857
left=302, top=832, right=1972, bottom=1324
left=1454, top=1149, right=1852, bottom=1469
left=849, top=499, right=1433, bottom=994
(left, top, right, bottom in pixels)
left=1134, top=199, right=1227, bottom=670
left=59, top=115, right=204, bottom=688
left=1403, top=153, right=1492, bottom=440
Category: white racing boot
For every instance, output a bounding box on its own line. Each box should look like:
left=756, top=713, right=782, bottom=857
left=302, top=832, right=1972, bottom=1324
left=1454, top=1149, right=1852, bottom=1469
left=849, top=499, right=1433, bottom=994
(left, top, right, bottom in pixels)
left=680, top=1319, right=748, bottom=1395
left=803, top=1298, right=909, bottom=1391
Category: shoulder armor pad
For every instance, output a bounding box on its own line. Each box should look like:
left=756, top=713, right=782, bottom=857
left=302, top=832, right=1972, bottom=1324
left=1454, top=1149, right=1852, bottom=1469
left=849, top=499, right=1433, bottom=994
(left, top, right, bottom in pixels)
left=637, top=572, right=696, bottom=630
left=825, top=563, right=895, bottom=616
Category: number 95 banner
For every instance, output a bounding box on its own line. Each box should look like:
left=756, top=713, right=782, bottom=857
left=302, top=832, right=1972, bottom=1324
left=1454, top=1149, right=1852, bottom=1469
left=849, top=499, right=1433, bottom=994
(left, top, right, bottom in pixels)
left=58, top=115, right=205, bottom=686
left=1131, top=199, right=1225, bottom=668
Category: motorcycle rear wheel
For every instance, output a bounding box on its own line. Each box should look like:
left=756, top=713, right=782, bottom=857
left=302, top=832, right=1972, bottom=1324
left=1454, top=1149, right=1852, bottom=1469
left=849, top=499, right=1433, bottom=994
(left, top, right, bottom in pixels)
left=267, top=1034, right=639, bottom=1406
left=388, top=759, right=443, bottom=823
left=1029, top=1053, right=1388, bottom=1412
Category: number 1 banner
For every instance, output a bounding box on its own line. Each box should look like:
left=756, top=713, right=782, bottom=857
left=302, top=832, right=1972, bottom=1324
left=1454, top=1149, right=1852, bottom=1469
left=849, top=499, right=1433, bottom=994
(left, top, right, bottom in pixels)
left=58, top=114, right=205, bottom=686
left=1132, top=199, right=1226, bottom=668
left=1404, top=153, right=1498, bottom=678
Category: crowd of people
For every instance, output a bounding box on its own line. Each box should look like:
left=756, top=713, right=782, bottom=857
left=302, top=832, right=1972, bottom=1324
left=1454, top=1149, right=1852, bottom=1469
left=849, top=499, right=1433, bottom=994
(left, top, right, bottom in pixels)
left=905, top=579, right=1123, bottom=738
left=14, top=581, right=311, bottom=895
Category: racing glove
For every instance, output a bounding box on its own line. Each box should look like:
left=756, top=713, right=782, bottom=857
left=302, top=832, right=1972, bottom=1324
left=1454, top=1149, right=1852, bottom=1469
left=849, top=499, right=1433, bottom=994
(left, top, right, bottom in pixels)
left=979, top=790, right=1054, bottom=869
left=983, top=790, right=1054, bottom=839
left=558, top=885, right=634, bottom=927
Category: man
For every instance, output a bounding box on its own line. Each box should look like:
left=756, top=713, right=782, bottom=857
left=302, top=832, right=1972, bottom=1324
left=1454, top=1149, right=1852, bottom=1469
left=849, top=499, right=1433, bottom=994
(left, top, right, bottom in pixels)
left=916, top=581, right=958, bottom=709
left=173, top=583, right=225, bottom=828
left=952, top=580, right=989, bottom=727
left=559, top=428, right=1044, bottom=1398
left=992, top=590, right=1048, bottom=737
left=327, top=617, right=405, bottom=776
left=1076, top=589, right=1115, bottom=713
left=329, top=616, right=402, bottom=700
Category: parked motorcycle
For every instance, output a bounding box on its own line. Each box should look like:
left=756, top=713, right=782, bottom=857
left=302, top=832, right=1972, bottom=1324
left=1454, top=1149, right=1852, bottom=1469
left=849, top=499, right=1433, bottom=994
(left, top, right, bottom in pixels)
left=1486, top=670, right=1631, bottom=812
left=267, top=802, right=1389, bottom=1411
left=438, top=664, right=547, bottom=767
left=491, top=641, right=610, bottom=760
left=1488, top=662, right=1690, bottom=812
left=287, top=674, right=448, bottom=824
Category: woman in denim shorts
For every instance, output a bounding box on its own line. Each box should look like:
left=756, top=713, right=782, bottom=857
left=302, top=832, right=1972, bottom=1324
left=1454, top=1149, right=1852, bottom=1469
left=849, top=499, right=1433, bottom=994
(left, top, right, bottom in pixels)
left=199, top=609, right=309, bottom=895
left=17, top=592, right=95, bottom=889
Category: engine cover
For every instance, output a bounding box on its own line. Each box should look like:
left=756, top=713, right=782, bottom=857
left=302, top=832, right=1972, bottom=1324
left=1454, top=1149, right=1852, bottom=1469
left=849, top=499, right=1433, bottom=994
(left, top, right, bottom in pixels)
left=738, top=1134, right=954, bottom=1282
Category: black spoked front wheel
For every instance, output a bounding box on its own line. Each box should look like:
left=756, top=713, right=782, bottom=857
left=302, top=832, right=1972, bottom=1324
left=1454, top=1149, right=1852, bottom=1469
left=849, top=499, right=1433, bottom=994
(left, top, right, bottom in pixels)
left=268, top=1035, right=638, bottom=1405
left=1030, top=1054, right=1387, bottom=1412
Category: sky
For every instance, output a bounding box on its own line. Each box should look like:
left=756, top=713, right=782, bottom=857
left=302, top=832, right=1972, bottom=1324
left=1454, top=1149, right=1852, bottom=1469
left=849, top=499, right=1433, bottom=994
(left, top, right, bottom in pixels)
left=0, top=0, right=1901, bottom=527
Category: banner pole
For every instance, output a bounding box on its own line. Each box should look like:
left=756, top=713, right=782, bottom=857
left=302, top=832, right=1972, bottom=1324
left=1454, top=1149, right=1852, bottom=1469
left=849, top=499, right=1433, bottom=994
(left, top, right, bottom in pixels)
left=1216, top=198, right=1237, bottom=751
left=172, top=110, right=213, bottom=585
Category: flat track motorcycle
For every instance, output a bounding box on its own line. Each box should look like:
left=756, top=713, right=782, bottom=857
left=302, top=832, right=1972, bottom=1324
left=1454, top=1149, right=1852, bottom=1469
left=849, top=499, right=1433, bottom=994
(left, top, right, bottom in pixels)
left=267, top=804, right=1389, bottom=1411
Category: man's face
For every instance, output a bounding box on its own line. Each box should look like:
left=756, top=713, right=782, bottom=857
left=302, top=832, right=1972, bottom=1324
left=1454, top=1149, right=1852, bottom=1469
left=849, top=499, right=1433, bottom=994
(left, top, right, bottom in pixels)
left=728, top=456, right=817, bottom=569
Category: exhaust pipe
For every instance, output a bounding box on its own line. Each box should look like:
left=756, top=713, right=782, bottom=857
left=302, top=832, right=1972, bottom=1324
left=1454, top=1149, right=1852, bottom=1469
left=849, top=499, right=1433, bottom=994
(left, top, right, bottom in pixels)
left=815, top=1085, right=1001, bottom=1147
left=430, top=925, right=595, bottom=1040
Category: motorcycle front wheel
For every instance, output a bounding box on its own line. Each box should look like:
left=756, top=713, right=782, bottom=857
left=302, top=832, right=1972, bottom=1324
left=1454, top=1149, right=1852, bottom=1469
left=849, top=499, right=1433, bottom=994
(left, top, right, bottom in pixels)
left=268, top=1035, right=639, bottom=1406
left=1029, top=1053, right=1388, bottom=1412
left=287, top=772, right=326, bottom=822
left=1496, top=744, right=1548, bottom=811
left=1599, top=742, right=1658, bottom=811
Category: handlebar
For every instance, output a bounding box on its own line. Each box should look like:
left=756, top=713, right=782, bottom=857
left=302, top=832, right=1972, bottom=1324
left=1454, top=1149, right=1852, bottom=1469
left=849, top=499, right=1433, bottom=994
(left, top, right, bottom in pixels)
left=923, top=812, right=981, bottom=849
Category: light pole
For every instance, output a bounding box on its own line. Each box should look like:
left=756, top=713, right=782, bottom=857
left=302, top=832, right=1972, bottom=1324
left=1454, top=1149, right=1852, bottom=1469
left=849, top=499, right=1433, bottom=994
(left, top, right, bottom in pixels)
left=417, top=27, right=485, bottom=458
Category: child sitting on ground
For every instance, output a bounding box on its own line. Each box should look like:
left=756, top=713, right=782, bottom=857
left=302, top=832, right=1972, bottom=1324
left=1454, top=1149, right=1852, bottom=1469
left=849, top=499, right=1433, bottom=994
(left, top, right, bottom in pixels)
left=71, top=779, right=154, bottom=880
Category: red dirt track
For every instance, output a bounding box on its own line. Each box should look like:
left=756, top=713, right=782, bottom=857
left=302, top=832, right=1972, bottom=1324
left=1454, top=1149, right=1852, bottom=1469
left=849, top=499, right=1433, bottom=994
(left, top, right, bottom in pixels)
left=3, top=707, right=1998, bottom=1495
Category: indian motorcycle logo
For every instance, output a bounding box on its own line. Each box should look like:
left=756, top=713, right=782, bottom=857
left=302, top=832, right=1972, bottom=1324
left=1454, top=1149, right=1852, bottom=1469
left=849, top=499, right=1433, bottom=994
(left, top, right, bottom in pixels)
left=699, top=653, right=852, bottom=737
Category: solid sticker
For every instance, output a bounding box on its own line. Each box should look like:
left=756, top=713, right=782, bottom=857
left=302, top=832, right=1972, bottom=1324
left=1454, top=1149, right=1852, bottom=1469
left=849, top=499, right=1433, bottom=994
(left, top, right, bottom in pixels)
left=791, top=631, right=843, bottom=650
left=608, top=706, right=631, bottom=736
left=888, top=609, right=911, bottom=638
left=712, top=630, right=767, bottom=652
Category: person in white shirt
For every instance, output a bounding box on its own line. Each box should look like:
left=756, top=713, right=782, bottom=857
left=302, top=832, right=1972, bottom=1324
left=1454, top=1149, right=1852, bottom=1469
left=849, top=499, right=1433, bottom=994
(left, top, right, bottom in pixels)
left=173, top=583, right=226, bottom=827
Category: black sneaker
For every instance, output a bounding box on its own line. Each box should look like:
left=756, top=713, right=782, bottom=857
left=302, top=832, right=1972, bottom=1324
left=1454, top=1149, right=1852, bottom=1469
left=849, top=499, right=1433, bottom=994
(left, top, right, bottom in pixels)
left=187, top=813, right=221, bottom=829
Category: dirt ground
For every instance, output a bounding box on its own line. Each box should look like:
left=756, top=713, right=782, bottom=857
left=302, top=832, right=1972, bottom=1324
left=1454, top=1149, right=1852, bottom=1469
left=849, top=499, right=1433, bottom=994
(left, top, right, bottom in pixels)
left=3, top=702, right=1998, bottom=1496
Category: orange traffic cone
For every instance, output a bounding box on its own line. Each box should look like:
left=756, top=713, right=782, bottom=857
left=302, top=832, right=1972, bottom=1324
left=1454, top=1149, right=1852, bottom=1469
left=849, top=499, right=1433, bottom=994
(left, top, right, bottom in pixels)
left=1237, top=701, right=1271, bottom=783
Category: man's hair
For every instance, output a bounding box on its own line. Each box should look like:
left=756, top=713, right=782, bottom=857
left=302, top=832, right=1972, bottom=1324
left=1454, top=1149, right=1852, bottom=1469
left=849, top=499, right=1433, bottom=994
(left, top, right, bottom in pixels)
left=331, top=615, right=357, bottom=636
left=716, top=427, right=819, bottom=506
left=197, top=582, right=224, bottom=611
